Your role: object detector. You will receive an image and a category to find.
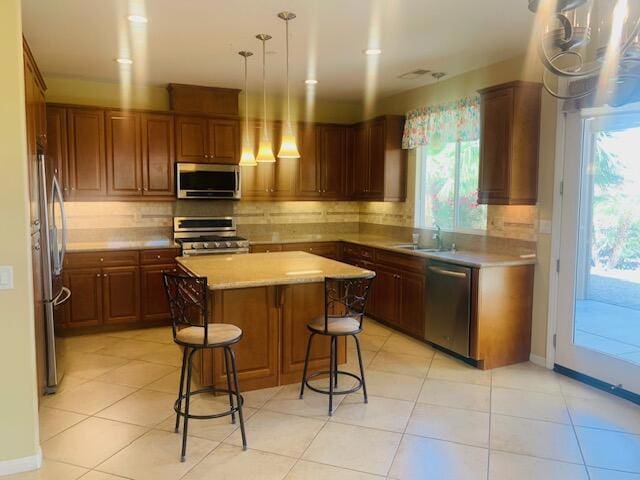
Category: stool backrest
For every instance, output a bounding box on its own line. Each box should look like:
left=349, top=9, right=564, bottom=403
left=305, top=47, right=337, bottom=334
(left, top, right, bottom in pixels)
left=323, top=274, right=375, bottom=334
left=162, top=272, right=209, bottom=344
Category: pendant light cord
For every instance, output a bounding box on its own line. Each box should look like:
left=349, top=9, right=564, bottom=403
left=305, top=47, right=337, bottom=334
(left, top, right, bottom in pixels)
left=244, top=55, right=249, bottom=144
left=285, top=18, right=291, bottom=129
left=262, top=38, right=268, bottom=139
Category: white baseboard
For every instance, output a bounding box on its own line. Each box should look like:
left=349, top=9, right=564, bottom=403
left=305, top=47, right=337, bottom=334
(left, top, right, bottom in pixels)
left=0, top=448, right=42, bottom=476
left=529, top=353, right=548, bottom=368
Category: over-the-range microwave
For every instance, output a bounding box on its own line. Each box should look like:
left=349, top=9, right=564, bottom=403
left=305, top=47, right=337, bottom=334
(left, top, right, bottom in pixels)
left=176, top=163, right=241, bottom=199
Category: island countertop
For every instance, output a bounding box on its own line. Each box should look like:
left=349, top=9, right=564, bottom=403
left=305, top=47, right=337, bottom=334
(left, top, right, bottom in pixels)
left=177, top=251, right=375, bottom=290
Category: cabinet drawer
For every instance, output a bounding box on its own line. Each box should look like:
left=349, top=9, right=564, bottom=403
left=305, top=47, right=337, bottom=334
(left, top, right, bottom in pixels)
left=64, top=250, right=139, bottom=268
left=250, top=244, right=283, bottom=253
left=341, top=242, right=375, bottom=261
left=281, top=242, right=338, bottom=258
left=375, top=249, right=426, bottom=273
left=140, top=248, right=181, bottom=265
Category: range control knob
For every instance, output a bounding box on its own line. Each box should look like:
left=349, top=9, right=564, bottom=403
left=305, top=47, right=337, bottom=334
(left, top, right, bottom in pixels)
left=225, top=241, right=233, bottom=248
left=214, top=242, right=221, bottom=248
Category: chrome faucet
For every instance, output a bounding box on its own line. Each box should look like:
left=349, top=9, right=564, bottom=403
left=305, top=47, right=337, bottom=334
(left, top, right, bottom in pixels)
left=433, top=224, right=443, bottom=251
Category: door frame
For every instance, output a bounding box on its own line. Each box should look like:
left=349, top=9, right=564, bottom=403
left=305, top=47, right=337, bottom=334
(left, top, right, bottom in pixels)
left=547, top=101, right=640, bottom=397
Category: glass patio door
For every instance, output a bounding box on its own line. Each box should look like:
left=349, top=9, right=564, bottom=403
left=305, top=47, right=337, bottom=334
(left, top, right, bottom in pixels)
left=556, top=106, right=640, bottom=397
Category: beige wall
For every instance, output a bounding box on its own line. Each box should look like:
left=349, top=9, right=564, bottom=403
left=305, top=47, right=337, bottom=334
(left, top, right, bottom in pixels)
left=0, top=0, right=41, bottom=467
left=43, top=75, right=362, bottom=124
left=371, top=54, right=557, bottom=360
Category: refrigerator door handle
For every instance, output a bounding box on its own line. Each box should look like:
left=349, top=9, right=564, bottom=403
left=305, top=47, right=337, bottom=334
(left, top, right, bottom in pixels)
left=53, top=286, right=71, bottom=307
left=52, top=175, right=67, bottom=274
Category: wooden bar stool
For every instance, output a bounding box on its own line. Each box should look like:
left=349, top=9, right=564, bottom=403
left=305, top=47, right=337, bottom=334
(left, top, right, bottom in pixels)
left=163, top=272, right=247, bottom=461
left=299, top=273, right=375, bottom=415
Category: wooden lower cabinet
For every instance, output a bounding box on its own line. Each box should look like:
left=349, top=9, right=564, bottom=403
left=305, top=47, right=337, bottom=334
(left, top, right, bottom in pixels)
left=58, top=248, right=179, bottom=333
left=102, top=266, right=140, bottom=325
left=195, top=283, right=346, bottom=391
left=140, top=264, right=177, bottom=323
left=251, top=242, right=340, bottom=260
left=398, top=271, right=426, bottom=337
left=61, top=267, right=103, bottom=328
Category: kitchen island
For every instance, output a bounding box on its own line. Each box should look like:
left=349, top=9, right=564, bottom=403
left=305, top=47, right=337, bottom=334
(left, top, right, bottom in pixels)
left=176, top=251, right=374, bottom=391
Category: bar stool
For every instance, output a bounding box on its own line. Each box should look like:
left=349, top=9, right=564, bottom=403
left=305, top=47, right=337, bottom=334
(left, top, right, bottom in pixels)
left=299, top=273, right=375, bottom=415
left=163, top=272, right=247, bottom=461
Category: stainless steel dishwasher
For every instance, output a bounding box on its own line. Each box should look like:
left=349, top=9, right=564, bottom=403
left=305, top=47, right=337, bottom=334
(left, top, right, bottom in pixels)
left=424, top=261, right=472, bottom=357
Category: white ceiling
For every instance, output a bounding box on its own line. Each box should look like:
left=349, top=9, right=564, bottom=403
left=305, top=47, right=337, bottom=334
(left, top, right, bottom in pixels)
left=21, top=0, right=536, bottom=102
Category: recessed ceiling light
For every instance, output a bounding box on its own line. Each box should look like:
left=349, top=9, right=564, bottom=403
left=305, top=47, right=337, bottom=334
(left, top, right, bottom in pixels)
left=127, top=15, right=148, bottom=23
left=305, top=79, right=318, bottom=85
left=115, top=58, right=133, bottom=65
left=364, top=48, right=382, bottom=55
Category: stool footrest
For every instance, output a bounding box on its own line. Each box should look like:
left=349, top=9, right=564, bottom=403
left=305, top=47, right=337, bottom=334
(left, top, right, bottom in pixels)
left=304, top=370, right=364, bottom=396
left=174, top=386, right=244, bottom=420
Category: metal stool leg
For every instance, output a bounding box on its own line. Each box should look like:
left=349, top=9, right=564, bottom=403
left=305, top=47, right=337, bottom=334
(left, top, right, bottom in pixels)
left=299, top=333, right=315, bottom=399
left=175, top=346, right=189, bottom=433
left=353, top=334, right=368, bottom=404
left=334, top=336, right=339, bottom=388
left=329, top=336, right=336, bottom=416
left=227, top=346, right=247, bottom=450
left=181, top=348, right=196, bottom=462
left=223, top=347, right=236, bottom=425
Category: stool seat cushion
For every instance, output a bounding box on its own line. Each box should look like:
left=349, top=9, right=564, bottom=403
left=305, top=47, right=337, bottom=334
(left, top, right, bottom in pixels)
left=308, top=316, right=361, bottom=334
left=176, top=323, right=242, bottom=346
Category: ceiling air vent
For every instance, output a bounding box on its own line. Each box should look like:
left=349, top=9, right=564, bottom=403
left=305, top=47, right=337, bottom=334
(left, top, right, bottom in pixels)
left=398, top=69, right=430, bottom=80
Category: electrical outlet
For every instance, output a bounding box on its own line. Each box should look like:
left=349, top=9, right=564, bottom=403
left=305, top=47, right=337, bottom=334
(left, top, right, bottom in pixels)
left=0, top=266, right=14, bottom=290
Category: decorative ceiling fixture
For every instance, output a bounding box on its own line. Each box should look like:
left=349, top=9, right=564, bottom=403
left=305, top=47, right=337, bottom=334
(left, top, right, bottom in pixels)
left=529, top=0, right=640, bottom=106
left=277, top=11, right=301, bottom=159
left=238, top=51, right=256, bottom=167
left=255, top=33, right=276, bottom=163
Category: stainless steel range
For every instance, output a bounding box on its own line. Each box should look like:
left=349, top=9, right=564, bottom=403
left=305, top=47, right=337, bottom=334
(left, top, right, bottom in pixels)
left=173, top=217, right=250, bottom=256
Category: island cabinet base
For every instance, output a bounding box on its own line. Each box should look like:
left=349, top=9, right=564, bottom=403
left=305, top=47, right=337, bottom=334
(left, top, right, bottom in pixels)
left=194, top=283, right=346, bottom=392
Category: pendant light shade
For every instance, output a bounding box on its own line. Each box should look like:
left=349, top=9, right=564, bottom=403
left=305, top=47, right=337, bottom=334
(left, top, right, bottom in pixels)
left=238, top=51, right=257, bottom=167
left=277, top=11, right=300, bottom=159
left=255, top=33, right=275, bottom=163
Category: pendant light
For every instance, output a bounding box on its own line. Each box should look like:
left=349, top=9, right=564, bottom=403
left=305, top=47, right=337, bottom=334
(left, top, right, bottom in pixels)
left=255, top=33, right=275, bottom=163
left=238, top=51, right=257, bottom=166
left=277, top=11, right=300, bottom=158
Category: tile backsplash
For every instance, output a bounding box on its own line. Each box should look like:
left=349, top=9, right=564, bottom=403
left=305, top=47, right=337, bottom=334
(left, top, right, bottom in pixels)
left=63, top=199, right=540, bottom=247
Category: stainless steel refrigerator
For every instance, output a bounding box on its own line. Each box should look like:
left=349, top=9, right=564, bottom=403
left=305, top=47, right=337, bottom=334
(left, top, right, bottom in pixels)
left=35, top=147, right=70, bottom=393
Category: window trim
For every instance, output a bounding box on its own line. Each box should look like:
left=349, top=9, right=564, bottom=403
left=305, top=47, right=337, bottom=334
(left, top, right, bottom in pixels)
left=415, top=141, right=487, bottom=234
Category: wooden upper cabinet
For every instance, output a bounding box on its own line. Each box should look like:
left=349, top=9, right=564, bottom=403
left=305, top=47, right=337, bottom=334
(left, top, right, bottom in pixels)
left=67, top=107, right=106, bottom=198
left=175, top=116, right=207, bottom=162
left=141, top=113, right=175, bottom=196
left=351, top=115, right=406, bottom=201
left=296, top=124, right=321, bottom=198
left=46, top=107, right=68, bottom=196
left=106, top=111, right=142, bottom=196
left=175, top=115, right=240, bottom=164
left=208, top=119, right=239, bottom=164
left=478, top=81, right=542, bottom=205
left=318, top=125, right=346, bottom=198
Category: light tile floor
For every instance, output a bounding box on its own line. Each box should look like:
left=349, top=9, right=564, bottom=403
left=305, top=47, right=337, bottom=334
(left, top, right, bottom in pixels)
left=8, top=320, right=640, bottom=480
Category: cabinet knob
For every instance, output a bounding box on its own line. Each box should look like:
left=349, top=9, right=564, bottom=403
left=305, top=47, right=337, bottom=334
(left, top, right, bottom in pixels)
left=103, top=273, right=108, bottom=277
left=100, top=258, right=104, bottom=262
left=96, top=273, right=100, bottom=277
left=137, top=188, right=141, bottom=191
left=309, top=248, right=313, bottom=251
left=144, top=188, right=148, bottom=191
left=157, top=255, right=161, bottom=259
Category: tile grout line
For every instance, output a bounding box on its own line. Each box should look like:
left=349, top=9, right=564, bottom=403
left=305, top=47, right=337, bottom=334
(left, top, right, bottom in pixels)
left=560, top=386, right=592, bottom=479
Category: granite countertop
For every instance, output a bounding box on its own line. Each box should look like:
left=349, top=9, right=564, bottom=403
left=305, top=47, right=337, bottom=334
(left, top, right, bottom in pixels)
left=249, top=233, right=536, bottom=268
left=177, top=251, right=375, bottom=290
left=66, top=237, right=179, bottom=252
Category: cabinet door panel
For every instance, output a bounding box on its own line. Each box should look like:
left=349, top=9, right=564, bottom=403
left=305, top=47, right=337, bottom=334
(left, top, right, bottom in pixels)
left=176, top=116, right=207, bottom=163
left=370, top=265, right=400, bottom=325
left=62, top=268, right=103, bottom=327
left=353, top=126, right=369, bottom=197
left=67, top=108, right=106, bottom=197
left=208, top=119, right=238, bottom=164
left=106, top=111, right=142, bottom=196
left=141, top=264, right=175, bottom=322
left=46, top=107, right=68, bottom=197
left=478, top=88, right=513, bottom=201
left=210, top=287, right=279, bottom=390
left=241, top=163, right=273, bottom=198
left=319, top=126, right=346, bottom=197
left=281, top=283, right=345, bottom=380
left=142, top=113, right=175, bottom=196
left=296, top=124, right=320, bottom=197
left=103, top=266, right=140, bottom=325
left=399, top=272, right=426, bottom=337
left=367, top=120, right=386, bottom=197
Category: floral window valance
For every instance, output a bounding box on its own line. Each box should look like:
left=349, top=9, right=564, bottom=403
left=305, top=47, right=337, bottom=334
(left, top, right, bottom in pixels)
left=401, top=95, right=480, bottom=150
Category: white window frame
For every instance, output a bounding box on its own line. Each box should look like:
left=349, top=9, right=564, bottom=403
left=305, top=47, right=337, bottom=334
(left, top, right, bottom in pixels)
left=415, top=140, right=486, bottom=234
